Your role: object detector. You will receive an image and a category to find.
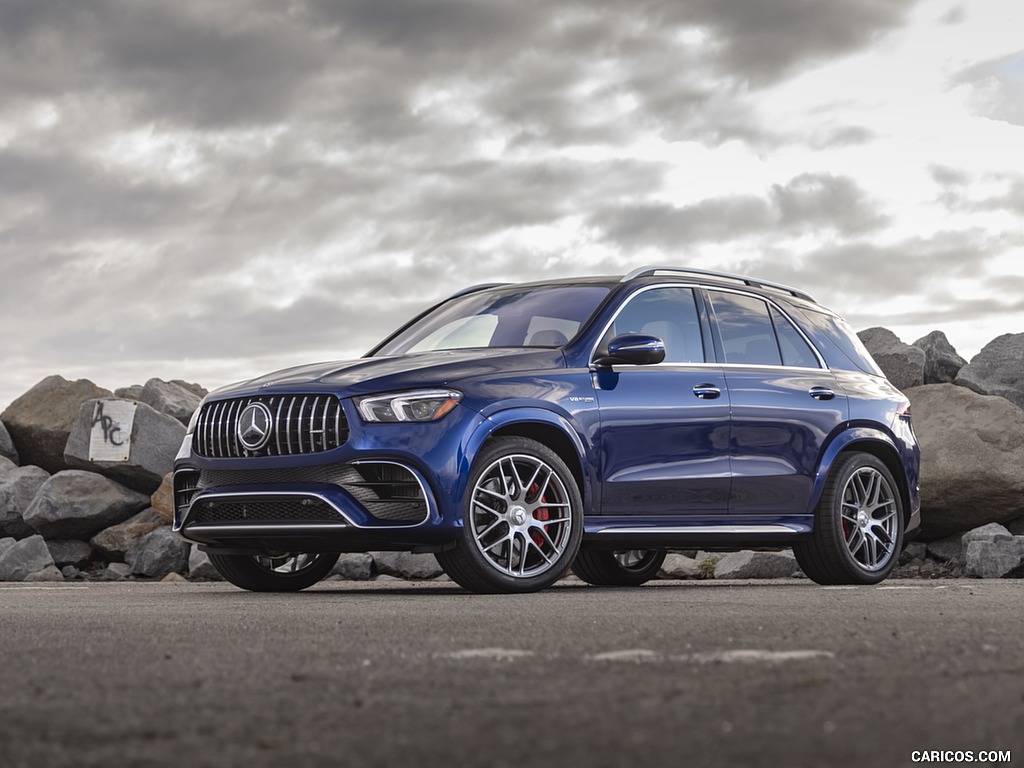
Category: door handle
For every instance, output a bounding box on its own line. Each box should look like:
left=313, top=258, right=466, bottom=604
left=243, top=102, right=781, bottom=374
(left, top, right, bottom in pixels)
left=809, top=386, right=835, bottom=401
left=693, top=384, right=721, bottom=400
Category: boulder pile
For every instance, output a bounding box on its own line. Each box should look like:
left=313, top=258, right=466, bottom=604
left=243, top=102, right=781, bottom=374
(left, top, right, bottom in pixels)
left=858, top=328, right=1024, bottom=543
left=2, top=327, right=1024, bottom=584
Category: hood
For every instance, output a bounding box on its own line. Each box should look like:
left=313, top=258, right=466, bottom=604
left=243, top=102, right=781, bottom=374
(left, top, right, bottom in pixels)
left=208, top=348, right=566, bottom=400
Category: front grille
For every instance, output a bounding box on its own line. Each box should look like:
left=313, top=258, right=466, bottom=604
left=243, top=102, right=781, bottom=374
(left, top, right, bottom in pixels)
left=193, top=394, right=348, bottom=458
left=189, top=498, right=343, bottom=524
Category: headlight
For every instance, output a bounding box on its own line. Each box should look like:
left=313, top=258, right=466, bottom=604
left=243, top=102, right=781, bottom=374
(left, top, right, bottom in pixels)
left=356, top=389, right=462, bottom=423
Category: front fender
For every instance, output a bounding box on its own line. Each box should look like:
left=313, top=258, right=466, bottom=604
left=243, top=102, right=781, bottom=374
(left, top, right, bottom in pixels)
left=452, top=407, right=594, bottom=525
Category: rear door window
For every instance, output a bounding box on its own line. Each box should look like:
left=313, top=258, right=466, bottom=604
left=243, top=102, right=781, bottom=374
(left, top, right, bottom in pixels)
left=707, top=292, right=782, bottom=366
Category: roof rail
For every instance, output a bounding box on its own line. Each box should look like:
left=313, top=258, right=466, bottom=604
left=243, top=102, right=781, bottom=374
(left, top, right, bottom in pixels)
left=621, top=265, right=817, bottom=303
left=448, top=282, right=510, bottom=300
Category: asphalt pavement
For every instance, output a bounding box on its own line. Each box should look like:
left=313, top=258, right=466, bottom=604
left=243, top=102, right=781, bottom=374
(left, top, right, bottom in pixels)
left=1, top=578, right=1022, bottom=768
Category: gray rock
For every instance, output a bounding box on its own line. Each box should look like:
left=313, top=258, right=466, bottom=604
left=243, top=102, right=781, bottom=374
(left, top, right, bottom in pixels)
left=961, top=522, right=1015, bottom=546
left=926, top=535, right=965, bottom=563
left=24, top=565, right=64, bottom=582
left=0, top=375, right=113, bottom=474
left=23, top=470, right=150, bottom=539
left=126, top=527, right=189, bottom=578
left=0, top=419, right=17, bottom=464
left=373, top=551, right=444, bottom=580
left=61, top=565, right=80, bottom=579
left=64, top=398, right=186, bottom=494
left=46, top=539, right=92, bottom=568
left=0, top=537, right=14, bottom=558
left=955, top=334, right=1024, bottom=410
left=857, top=327, right=925, bottom=391
left=899, top=542, right=927, bottom=565
left=694, top=551, right=727, bottom=565
left=170, top=380, right=208, bottom=399
left=102, top=562, right=132, bottom=581
left=90, top=508, right=165, bottom=561
left=714, top=550, right=799, bottom=579
left=658, top=553, right=702, bottom=579
left=0, top=534, right=56, bottom=581
left=150, top=473, right=175, bottom=524
left=187, top=547, right=222, bottom=580
left=114, top=385, right=144, bottom=401
left=907, top=385, right=1024, bottom=536
left=965, top=538, right=1024, bottom=579
left=139, top=379, right=202, bottom=426
left=332, top=552, right=374, bottom=580
left=913, top=331, right=967, bottom=385
left=0, top=458, right=50, bottom=539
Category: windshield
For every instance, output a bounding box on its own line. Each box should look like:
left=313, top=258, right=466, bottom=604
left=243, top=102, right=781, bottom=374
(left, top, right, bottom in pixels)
left=373, top=285, right=611, bottom=356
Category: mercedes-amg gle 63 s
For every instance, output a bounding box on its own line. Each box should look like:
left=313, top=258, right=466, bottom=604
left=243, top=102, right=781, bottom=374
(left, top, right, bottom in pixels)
left=174, top=266, right=920, bottom=593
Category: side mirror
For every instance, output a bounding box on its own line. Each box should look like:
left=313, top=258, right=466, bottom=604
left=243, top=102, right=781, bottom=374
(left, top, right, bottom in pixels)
left=594, top=333, right=666, bottom=367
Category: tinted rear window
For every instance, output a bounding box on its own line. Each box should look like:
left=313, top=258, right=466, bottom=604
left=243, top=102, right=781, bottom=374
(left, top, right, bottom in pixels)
left=707, top=291, right=782, bottom=366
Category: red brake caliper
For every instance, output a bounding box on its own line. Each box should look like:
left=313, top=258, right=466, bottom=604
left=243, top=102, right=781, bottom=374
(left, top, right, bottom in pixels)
left=530, top=482, right=549, bottom=547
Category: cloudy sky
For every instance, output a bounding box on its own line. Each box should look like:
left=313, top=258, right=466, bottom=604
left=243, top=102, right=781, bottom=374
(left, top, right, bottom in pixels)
left=1, top=0, right=1022, bottom=409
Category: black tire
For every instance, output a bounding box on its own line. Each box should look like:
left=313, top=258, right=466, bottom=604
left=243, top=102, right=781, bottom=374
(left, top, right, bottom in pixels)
left=435, top=436, right=583, bottom=594
left=209, top=552, right=340, bottom=592
left=572, top=549, right=666, bottom=586
left=794, top=452, right=904, bottom=585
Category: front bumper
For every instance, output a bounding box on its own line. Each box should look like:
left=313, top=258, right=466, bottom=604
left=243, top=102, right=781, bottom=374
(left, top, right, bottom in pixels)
left=173, top=397, right=488, bottom=553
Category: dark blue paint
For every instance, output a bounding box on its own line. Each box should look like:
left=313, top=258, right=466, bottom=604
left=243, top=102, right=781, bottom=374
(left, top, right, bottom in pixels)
left=593, top=366, right=731, bottom=515
left=724, top=368, right=848, bottom=515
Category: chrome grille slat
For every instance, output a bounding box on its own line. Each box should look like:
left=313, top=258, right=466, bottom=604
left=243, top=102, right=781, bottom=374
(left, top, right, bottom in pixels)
left=311, top=396, right=323, bottom=452
left=321, top=396, right=330, bottom=452
left=274, top=397, right=285, bottom=455
left=215, top=401, right=227, bottom=458
left=285, top=398, right=296, bottom=454
left=205, top=401, right=217, bottom=458
left=192, top=394, right=348, bottom=459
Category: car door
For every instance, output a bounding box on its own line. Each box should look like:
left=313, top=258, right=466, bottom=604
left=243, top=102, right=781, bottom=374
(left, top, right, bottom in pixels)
left=594, top=286, right=732, bottom=515
left=703, top=289, right=849, bottom=516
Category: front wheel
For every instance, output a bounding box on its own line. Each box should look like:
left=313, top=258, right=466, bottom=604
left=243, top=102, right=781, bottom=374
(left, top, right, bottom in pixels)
left=435, top=437, right=583, bottom=594
left=209, top=552, right=340, bottom=592
left=794, top=452, right=904, bottom=585
left=572, top=549, right=666, bottom=586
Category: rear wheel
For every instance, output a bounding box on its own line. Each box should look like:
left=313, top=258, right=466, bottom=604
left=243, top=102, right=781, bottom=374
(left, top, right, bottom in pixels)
left=794, top=452, right=904, bottom=585
left=572, top=549, right=666, bottom=586
left=436, top=437, right=583, bottom=594
left=209, top=552, right=340, bottom=592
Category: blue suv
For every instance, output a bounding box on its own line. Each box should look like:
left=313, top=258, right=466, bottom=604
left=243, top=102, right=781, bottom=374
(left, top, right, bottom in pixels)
left=173, top=266, right=921, bottom=593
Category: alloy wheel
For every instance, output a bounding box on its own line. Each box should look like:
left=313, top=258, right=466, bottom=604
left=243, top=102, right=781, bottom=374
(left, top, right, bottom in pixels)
left=840, top=467, right=899, bottom=571
left=469, top=454, right=574, bottom=578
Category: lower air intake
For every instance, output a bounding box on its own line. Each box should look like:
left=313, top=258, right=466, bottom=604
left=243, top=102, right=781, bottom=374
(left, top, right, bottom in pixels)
left=190, top=498, right=343, bottom=525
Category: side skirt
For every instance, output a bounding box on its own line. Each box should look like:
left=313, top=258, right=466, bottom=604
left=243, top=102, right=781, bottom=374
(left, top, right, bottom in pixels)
left=581, top=515, right=813, bottom=550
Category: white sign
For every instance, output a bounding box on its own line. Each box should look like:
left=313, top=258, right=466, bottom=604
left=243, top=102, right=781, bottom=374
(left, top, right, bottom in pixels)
left=88, top=399, right=137, bottom=463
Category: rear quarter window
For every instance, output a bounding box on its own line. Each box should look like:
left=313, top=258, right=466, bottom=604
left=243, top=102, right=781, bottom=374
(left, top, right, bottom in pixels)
left=788, top=306, right=883, bottom=376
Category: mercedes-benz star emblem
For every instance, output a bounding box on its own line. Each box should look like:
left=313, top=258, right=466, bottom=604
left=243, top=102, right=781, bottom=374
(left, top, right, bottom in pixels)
left=237, top=402, right=273, bottom=451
